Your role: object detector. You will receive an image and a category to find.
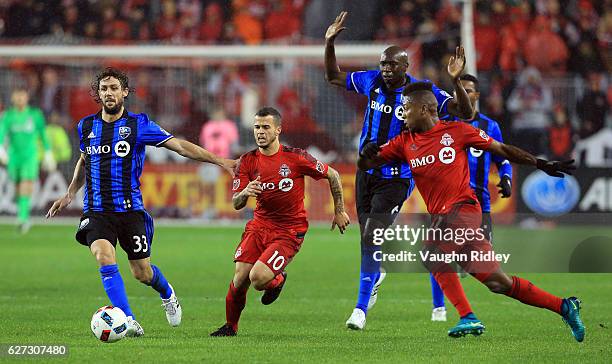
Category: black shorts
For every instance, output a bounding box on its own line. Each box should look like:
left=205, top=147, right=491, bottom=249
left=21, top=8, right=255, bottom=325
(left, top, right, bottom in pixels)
left=355, top=169, right=414, bottom=227
left=75, top=210, right=155, bottom=260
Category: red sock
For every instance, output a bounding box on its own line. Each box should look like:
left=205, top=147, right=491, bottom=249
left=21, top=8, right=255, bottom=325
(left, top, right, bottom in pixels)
left=226, top=281, right=248, bottom=332
left=433, top=272, right=473, bottom=317
left=507, top=276, right=562, bottom=314
left=262, top=273, right=285, bottom=291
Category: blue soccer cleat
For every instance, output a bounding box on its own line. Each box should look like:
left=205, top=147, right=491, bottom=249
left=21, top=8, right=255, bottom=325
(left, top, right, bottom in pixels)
left=562, top=297, right=585, bottom=342
left=447, top=314, right=485, bottom=338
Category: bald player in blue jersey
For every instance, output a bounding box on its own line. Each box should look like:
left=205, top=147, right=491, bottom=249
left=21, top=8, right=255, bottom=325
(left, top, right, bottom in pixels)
left=46, top=68, right=237, bottom=337
left=324, top=11, right=474, bottom=329
left=430, top=73, right=513, bottom=318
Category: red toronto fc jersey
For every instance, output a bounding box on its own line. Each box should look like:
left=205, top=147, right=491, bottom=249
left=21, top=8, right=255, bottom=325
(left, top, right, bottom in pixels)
left=232, top=145, right=329, bottom=230
left=378, top=121, right=493, bottom=214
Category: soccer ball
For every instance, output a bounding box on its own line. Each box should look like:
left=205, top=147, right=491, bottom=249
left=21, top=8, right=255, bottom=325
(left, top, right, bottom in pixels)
left=91, top=306, right=128, bottom=343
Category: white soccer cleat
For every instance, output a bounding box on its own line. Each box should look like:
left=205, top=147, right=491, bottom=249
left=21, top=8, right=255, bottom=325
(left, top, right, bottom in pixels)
left=431, top=307, right=447, bottom=322
left=161, top=284, right=182, bottom=327
left=126, top=316, right=144, bottom=337
left=346, top=308, right=366, bottom=330
left=367, top=270, right=387, bottom=311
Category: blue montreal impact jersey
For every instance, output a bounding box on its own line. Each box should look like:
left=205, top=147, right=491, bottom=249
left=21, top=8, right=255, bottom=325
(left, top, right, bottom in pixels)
left=445, top=112, right=513, bottom=212
left=347, top=70, right=453, bottom=179
left=78, top=110, right=173, bottom=212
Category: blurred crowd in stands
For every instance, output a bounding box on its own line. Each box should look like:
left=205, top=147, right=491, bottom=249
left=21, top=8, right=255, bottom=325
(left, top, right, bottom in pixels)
left=0, top=0, right=610, bottom=167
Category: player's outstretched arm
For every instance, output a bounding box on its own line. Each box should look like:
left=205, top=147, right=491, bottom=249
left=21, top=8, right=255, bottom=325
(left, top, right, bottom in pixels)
left=232, top=176, right=262, bottom=210
left=46, top=153, right=86, bottom=218
left=356, top=143, right=386, bottom=171
left=486, top=140, right=576, bottom=178
left=326, top=166, right=350, bottom=234
left=446, top=46, right=474, bottom=119
left=324, top=11, right=348, bottom=87
left=161, top=137, right=237, bottom=177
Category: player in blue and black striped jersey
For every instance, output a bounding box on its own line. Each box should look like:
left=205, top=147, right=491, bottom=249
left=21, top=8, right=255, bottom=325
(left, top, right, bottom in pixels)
left=324, top=11, right=474, bottom=329
left=430, top=73, right=514, bottom=318
left=46, top=68, right=237, bottom=337
left=442, top=74, right=513, bottom=239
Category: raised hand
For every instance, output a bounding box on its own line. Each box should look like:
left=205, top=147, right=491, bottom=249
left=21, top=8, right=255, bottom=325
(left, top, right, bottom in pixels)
left=447, top=46, right=466, bottom=80
left=325, top=11, right=348, bottom=42
left=536, top=159, right=576, bottom=178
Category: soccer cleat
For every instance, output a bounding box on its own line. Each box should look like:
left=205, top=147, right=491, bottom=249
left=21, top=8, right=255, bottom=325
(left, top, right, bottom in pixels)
left=125, top=316, right=144, bottom=337
left=210, top=324, right=237, bottom=337
left=161, top=283, right=182, bottom=327
left=562, top=297, right=585, bottom=342
left=448, top=315, right=485, bottom=338
left=261, top=271, right=287, bottom=305
left=18, top=221, right=31, bottom=235
left=367, top=270, right=387, bottom=311
left=346, top=308, right=366, bottom=330
left=431, top=307, right=447, bottom=322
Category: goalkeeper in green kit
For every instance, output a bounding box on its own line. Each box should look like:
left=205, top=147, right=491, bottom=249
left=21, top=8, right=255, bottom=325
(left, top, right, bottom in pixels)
left=0, top=88, right=56, bottom=233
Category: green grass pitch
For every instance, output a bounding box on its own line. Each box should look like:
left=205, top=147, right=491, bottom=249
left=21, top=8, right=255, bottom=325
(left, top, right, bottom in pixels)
left=2, top=223, right=611, bottom=363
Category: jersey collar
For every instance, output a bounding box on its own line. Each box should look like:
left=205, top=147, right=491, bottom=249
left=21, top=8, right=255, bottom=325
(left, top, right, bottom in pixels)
left=96, top=109, right=129, bottom=122
left=379, top=73, right=411, bottom=94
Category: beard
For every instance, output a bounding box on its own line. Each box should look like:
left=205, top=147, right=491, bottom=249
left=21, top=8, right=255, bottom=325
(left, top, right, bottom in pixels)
left=103, top=99, right=123, bottom=115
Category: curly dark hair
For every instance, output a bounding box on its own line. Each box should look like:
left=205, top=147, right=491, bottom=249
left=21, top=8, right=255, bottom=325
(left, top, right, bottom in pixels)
left=90, top=67, right=131, bottom=104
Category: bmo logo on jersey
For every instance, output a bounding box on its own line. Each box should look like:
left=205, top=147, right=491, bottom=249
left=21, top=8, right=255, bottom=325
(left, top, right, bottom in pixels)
left=261, top=182, right=276, bottom=191
left=370, top=101, right=405, bottom=120
left=370, top=100, right=393, bottom=114
left=279, top=178, right=294, bottom=192
left=114, top=141, right=131, bottom=157
left=438, top=147, right=456, bottom=164
left=85, top=145, right=111, bottom=155
left=410, top=147, right=457, bottom=168
left=410, top=155, right=435, bottom=168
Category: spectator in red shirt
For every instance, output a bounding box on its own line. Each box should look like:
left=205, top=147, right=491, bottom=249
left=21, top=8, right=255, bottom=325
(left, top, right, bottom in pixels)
left=199, top=2, right=224, bottom=43
left=474, top=11, right=499, bottom=71
left=548, top=104, right=575, bottom=160
left=99, top=7, right=131, bottom=43
left=155, top=0, right=181, bottom=40
left=524, top=16, right=569, bottom=74
left=264, top=0, right=302, bottom=41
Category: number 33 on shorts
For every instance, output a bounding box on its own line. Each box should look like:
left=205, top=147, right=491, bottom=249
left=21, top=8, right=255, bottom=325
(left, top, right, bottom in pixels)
left=132, top=235, right=148, bottom=253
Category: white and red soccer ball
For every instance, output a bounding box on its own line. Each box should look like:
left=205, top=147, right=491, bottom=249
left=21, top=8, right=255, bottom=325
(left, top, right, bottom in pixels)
left=91, top=306, right=128, bottom=343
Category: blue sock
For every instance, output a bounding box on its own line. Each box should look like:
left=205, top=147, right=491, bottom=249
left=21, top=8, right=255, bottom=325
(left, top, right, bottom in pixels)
left=430, top=273, right=445, bottom=308
left=355, top=244, right=381, bottom=314
left=99, top=264, right=134, bottom=318
left=148, top=265, right=172, bottom=299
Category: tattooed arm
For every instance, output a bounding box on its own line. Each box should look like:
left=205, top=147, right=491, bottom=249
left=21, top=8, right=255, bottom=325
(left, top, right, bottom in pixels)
left=326, top=166, right=350, bottom=233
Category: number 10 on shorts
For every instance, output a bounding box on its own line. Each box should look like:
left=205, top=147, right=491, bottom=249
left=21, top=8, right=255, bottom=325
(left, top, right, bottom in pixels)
left=267, top=250, right=285, bottom=271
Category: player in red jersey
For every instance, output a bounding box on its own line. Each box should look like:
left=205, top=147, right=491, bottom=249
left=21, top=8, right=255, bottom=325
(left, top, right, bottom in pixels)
left=210, top=106, right=351, bottom=336
left=358, top=82, right=585, bottom=342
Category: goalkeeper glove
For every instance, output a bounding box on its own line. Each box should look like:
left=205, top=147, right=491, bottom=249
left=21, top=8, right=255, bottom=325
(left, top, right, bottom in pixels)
left=0, top=146, right=7, bottom=165
left=536, top=158, right=575, bottom=178
left=497, top=175, right=512, bottom=198
left=42, top=151, right=57, bottom=172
